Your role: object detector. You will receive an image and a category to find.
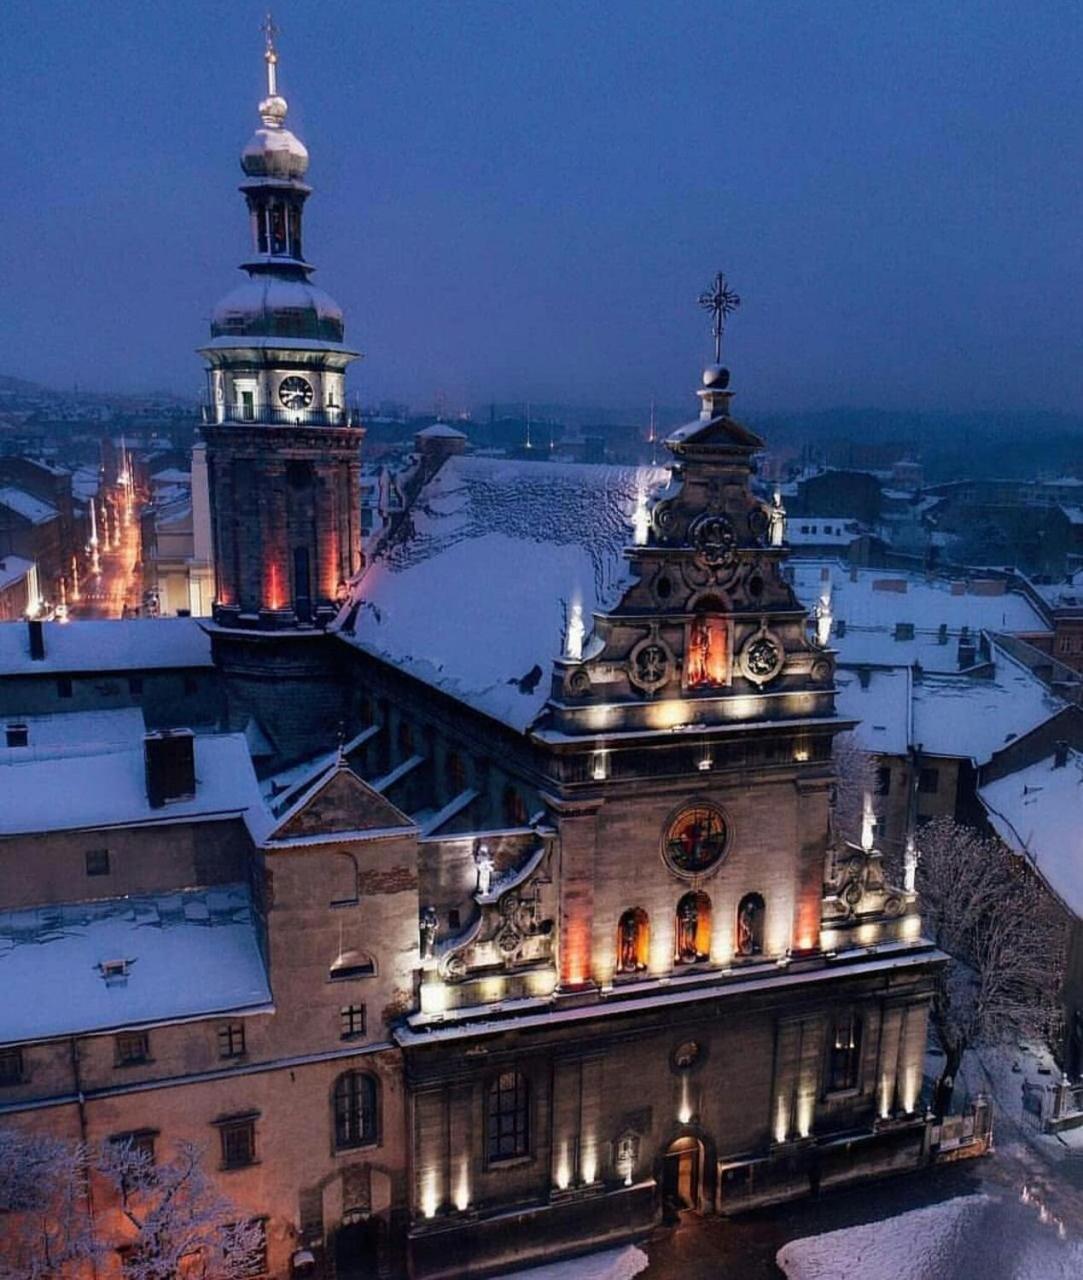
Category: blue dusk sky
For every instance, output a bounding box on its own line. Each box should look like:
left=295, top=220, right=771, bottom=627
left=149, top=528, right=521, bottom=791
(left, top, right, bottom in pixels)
left=2, top=0, right=1081, bottom=414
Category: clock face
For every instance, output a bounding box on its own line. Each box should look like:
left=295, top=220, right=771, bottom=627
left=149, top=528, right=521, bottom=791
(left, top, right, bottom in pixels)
left=663, top=803, right=729, bottom=877
left=278, top=376, right=314, bottom=409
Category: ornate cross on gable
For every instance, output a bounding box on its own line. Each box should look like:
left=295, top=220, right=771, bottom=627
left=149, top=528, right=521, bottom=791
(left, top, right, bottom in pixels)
left=698, top=271, right=741, bottom=364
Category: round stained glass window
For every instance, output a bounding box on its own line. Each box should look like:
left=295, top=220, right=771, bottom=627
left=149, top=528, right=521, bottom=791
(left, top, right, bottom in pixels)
left=663, top=802, right=729, bottom=877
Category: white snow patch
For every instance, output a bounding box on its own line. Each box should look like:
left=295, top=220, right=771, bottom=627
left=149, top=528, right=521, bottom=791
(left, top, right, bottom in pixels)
left=490, top=1244, right=648, bottom=1280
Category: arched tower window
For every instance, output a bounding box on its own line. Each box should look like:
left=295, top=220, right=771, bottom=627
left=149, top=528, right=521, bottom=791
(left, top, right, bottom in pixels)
left=736, top=893, right=766, bottom=957
left=333, top=1071, right=378, bottom=1149
left=486, top=1071, right=530, bottom=1162
left=675, top=892, right=711, bottom=964
left=617, top=908, right=650, bottom=974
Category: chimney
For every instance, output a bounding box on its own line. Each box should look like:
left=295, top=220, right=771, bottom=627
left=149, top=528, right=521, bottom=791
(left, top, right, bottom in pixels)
left=937, top=623, right=948, bottom=645
left=1053, top=740, right=1069, bottom=769
left=144, top=730, right=196, bottom=808
left=836, top=618, right=847, bottom=637
left=27, top=618, right=45, bottom=661
left=957, top=638, right=977, bottom=670
left=858, top=666, right=871, bottom=689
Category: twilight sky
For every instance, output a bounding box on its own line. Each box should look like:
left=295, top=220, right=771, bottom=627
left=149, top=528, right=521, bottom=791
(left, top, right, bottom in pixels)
left=3, top=0, right=1082, bottom=414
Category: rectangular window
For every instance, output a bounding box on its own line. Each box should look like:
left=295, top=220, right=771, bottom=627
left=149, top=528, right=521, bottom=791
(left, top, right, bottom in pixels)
left=0, top=1046, right=24, bottom=1086
left=109, top=1130, right=157, bottom=1162
left=875, top=766, right=891, bottom=796
left=918, top=767, right=940, bottom=795
left=235, top=1219, right=268, bottom=1278
left=115, top=1031, right=150, bottom=1066
left=826, top=1012, right=862, bottom=1092
left=5, top=723, right=28, bottom=748
left=340, top=1005, right=366, bottom=1040
left=219, top=1118, right=257, bottom=1169
left=487, top=1070, right=530, bottom=1162
left=85, top=848, right=110, bottom=877
left=57, top=677, right=73, bottom=699
left=218, top=1022, right=246, bottom=1059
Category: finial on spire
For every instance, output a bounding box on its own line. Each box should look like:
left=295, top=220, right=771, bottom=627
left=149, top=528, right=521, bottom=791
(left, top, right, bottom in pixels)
left=698, top=270, right=741, bottom=365
left=262, top=12, right=280, bottom=97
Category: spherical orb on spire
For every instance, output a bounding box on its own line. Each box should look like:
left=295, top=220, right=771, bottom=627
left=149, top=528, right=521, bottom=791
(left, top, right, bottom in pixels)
left=241, top=121, right=309, bottom=180
left=702, top=363, right=731, bottom=389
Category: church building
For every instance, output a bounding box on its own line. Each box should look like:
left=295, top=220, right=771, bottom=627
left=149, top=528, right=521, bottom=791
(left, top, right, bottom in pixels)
left=0, top=29, right=944, bottom=1280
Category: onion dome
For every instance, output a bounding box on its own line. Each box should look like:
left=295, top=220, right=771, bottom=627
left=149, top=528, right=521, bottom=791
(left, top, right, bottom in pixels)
left=211, top=277, right=344, bottom=342
left=241, top=109, right=309, bottom=181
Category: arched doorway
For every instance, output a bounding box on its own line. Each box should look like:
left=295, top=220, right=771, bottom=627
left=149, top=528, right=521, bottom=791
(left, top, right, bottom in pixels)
left=332, top=1217, right=382, bottom=1280
left=662, top=1135, right=704, bottom=1212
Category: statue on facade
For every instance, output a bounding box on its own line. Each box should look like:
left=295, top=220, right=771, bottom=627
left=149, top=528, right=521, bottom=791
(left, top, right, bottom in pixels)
left=619, top=912, right=639, bottom=972
left=677, top=896, right=701, bottom=963
left=475, top=845, right=495, bottom=897
left=419, top=906, right=439, bottom=960
left=769, top=489, right=786, bottom=547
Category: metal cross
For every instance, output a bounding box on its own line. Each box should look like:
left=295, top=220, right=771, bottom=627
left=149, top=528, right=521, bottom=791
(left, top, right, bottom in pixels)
left=698, top=271, right=741, bottom=364
left=261, top=12, right=280, bottom=55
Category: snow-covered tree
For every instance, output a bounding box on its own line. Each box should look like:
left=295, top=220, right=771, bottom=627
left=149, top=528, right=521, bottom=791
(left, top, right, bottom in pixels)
left=98, top=1139, right=265, bottom=1280
left=916, top=815, right=1068, bottom=1115
left=0, top=1129, right=98, bottom=1280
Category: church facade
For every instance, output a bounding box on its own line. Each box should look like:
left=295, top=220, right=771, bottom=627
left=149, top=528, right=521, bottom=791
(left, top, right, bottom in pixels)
left=0, top=32, right=944, bottom=1280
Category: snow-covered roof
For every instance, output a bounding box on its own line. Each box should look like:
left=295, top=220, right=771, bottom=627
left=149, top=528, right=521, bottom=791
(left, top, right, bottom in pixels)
left=832, top=645, right=1064, bottom=765
left=790, top=560, right=1048, bottom=671
left=833, top=666, right=912, bottom=756
left=0, top=732, right=268, bottom=837
left=150, top=467, right=191, bottom=486
left=0, top=884, right=271, bottom=1046
left=0, top=707, right=145, bottom=764
left=0, top=555, right=34, bottom=591
left=416, top=423, right=467, bottom=441
left=0, top=486, right=57, bottom=526
left=0, top=617, right=213, bottom=675
left=1035, top=570, right=1083, bottom=610
left=980, top=750, right=1083, bottom=917
left=336, top=456, right=666, bottom=732
left=786, top=518, right=865, bottom=547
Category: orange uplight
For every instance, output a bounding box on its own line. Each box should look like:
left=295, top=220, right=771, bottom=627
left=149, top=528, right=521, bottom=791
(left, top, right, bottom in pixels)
left=686, top=615, right=731, bottom=688
left=266, top=560, right=284, bottom=611
left=323, top=531, right=341, bottom=600
left=562, top=916, right=591, bottom=988
left=794, top=894, right=821, bottom=955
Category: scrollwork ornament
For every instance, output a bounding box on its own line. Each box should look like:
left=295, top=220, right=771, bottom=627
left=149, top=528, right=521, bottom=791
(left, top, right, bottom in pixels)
left=689, top=512, right=737, bottom=567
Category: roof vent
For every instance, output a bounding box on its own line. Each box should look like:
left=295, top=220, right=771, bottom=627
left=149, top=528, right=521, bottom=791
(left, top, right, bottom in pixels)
left=144, top=729, right=196, bottom=808
left=99, top=958, right=130, bottom=986
left=27, top=618, right=44, bottom=661
left=894, top=622, right=915, bottom=641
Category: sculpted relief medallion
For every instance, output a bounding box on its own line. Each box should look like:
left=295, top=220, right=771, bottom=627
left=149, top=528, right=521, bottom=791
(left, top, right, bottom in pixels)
left=738, top=623, right=786, bottom=686
left=628, top=627, right=675, bottom=695
left=690, top=512, right=737, bottom=567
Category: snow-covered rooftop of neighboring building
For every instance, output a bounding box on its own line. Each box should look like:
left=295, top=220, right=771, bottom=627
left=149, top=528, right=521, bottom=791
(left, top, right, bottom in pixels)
left=416, top=422, right=467, bottom=440
left=0, top=884, right=271, bottom=1047
left=150, top=467, right=191, bottom=486
left=980, top=750, right=1083, bottom=917
left=0, top=732, right=269, bottom=837
left=0, top=554, right=34, bottom=591
left=786, top=518, right=865, bottom=547
left=0, top=706, right=146, bottom=763
left=790, top=560, right=1048, bottom=671
left=0, top=486, right=58, bottom=526
left=1035, top=570, right=1083, bottom=609
left=833, top=643, right=1065, bottom=765
left=336, top=456, right=665, bottom=732
left=0, top=616, right=213, bottom=675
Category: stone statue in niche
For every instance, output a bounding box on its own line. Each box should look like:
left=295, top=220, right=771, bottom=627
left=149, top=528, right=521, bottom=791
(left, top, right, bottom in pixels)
left=475, top=844, right=495, bottom=896
left=677, top=895, right=700, bottom=963
left=419, top=905, right=438, bottom=959
left=619, top=912, right=639, bottom=973
left=769, top=490, right=786, bottom=547
left=686, top=614, right=730, bottom=687
left=615, top=1130, right=640, bottom=1186
left=736, top=894, right=764, bottom=957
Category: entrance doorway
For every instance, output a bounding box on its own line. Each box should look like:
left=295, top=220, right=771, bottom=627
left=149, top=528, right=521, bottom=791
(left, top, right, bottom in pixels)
left=662, top=1135, right=703, bottom=1212
left=333, top=1218, right=381, bottom=1280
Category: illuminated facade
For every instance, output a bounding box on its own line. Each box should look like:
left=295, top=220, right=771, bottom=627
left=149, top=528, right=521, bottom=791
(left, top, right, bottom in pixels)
left=200, top=29, right=362, bottom=629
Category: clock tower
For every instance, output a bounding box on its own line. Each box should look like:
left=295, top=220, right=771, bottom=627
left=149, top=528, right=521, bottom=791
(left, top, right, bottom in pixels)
left=200, top=20, right=363, bottom=630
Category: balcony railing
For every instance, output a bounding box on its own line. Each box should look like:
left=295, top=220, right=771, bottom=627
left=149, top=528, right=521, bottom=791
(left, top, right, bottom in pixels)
left=201, top=402, right=360, bottom=428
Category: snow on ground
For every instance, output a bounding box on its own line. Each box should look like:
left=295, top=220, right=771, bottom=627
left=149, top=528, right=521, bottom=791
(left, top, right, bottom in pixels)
left=777, top=1194, right=1083, bottom=1279
left=491, top=1244, right=648, bottom=1280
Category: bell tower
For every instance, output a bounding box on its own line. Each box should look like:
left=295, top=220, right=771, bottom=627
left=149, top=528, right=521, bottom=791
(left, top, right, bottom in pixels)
left=200, top=17, right=363, bottom=630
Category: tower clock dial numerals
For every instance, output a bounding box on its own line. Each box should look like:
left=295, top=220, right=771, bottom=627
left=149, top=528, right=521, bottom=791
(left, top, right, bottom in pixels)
left=278, top=376, right=314, bottom=409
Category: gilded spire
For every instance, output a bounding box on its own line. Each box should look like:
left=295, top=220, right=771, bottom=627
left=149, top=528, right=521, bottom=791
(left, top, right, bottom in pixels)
left=258, top=12, right=288, bottom=127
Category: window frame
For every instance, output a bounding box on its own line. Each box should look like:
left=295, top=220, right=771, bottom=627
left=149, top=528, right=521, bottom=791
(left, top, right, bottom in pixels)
left=216, top=1114, right=258, bottom=1170
left=114, top=1030, right=150, bottom=1067
left=0, top=1045, right=25, bottom=1086
left=485, top=1070, right=531, bottom=1167
left=339, top=1004, right=367, bottom=1041
left=85, top=848, right=111, bottom=877
left=218, top=1021, right=247, bottom=1060
left=332, top=1071, right=378, bottom=1151
left=824, top=1011, right=864, bottom=1095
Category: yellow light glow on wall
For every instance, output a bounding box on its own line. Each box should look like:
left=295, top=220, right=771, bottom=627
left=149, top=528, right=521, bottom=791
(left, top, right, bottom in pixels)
left=420, top=980, right=447, bottom=1015
left=879, top=1073, right=893, bottom=1120
left=766, top=897, right=793, bottom=957
left=581, top=1141, right=597, bottom=1185
left=527, top=969, right=557, bottom=998
left=555, top=1142, right=571, bottom=1190
left=796, top=1088, right=814, bottom=1139
left=820, top=928, right=839, bottom=952
left=650, top=919, right=674, bottom=975
left=454, top=1160, right=470, bottom=1213
left=901, top=913, right=922, bottom=940
left=421, top=1170, right=439, bottom=1219
left=479, top=975, right=506, bottom=1004
left=649, top=699, right=690, bottom=730
left=857, top=922, right=881, bottom=946
left=775, top=1095, right=790, bottom=1144
left=902, top=1066, right=919, bottom=1113
left=678, top=1075, right=692, bottom=1125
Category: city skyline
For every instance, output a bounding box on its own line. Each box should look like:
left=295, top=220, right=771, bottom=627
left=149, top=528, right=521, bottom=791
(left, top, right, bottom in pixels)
left=3, top=1, right=1082, bottom=413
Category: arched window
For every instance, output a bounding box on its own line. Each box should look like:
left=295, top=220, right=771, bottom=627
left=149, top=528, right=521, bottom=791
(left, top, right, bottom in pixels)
left=487, top=1070, right=530, bottom=1162
left=502, top=786, right=527, bottom=827
left=333, top=1071, right=378, bottom=1149
left=329, top=949, right=376, bottom=981
left=735, top=893, right=765, bottom=957
left=617, top=908, right=650, bottom=974
left=675, top=892, right=711, bottom=965
left=446, top=751, right=466, bottom=794
left=827, top=1012, right=862, bottom=1093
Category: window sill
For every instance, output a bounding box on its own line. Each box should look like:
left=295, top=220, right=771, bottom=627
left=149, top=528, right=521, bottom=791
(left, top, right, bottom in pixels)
left=485, top=1154, right=533, bottom=1171
left=220, top=1160, right=260, bottom=1173
left=333, top=1138, right=379, bottom=1156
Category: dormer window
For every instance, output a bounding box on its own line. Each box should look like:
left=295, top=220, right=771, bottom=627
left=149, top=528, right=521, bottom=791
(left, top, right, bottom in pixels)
left=99, top=958, right=130, bottom=985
